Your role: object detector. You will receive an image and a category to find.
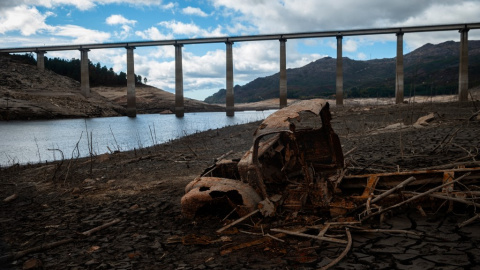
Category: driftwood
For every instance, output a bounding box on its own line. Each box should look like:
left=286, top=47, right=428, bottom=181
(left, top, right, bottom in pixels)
left=319, top=228, right=352, bottom=270
left=361, top=172, right=470, bottom=221
left=458, top=214, right=480, bottom=228
left=270, top=228, right=348, bottom=244
left=347, top=225, right=424, bottom=236
left=217, top=209, right=259, bottom=233
left=80, top=218, right=121, bottom=237
left=371, top=176, right=417, bottom=204
left=403, top=191, right=480, bottom=209
left=0, top=218, right=122, bottom=263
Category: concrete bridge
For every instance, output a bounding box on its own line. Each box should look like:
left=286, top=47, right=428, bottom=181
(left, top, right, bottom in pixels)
left=1, top=23, right=479, bottom=117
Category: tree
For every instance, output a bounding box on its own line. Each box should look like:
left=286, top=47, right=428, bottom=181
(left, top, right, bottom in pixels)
left=144, top=77, right=148, bottom=84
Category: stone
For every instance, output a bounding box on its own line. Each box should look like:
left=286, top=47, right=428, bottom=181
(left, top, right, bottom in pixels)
left=22, top=258, right=43, bottom=269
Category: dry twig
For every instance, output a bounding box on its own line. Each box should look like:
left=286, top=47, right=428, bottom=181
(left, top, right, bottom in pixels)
left=270, top=228, right=348, bottom=244
left=361, top=172, right=470, bottom=221
left=217, top=209, right=259, bottom=233
left=319, top=228, right=352, bottom=270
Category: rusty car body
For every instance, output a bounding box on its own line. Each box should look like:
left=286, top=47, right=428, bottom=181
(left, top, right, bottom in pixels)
left=181, top=99, right=345, bottom=219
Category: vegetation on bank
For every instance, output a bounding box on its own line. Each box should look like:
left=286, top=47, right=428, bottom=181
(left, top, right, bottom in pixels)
left=12, top=53, right=146, bottom=87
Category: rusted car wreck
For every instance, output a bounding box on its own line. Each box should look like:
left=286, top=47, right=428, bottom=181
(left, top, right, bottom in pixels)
left=181, top=99, right=480, bottom=221
left=181, top=99, right=344, bottom=219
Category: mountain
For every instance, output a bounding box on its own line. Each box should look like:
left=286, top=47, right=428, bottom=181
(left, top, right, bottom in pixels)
left=204, top=40, right=480, bottom=103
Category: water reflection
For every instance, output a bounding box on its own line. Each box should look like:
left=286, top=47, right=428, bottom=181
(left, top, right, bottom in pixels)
left=0, top=110, right=275, bottom=166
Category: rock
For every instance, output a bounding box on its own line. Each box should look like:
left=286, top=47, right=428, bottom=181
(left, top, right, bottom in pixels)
left=413, top=112, right=437, bottom=128
left=3, top=193, right=18, bottom=202
left=22, top=258, right=43, bottom=269
left=83, top=178, right=95, bottom=184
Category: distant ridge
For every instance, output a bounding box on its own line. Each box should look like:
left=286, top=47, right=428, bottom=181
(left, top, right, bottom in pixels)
left=204, top=40, right=480, bottom=103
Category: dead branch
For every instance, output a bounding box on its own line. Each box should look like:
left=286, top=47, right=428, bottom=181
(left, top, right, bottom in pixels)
left=0, top=218, right=122, bottom=263
left=80, top=218, right=121, bottom=237
left=186, top=144, right=198, bottom=158
left=215, top=150, right=234, bottom=162
left=457, top=214, right=480, bottom=228
left=352, top=176, right=416, bottom=214
left=403, top=191, right=480, bottom=209
left=216, top=209, right=259, bottom=234
left=317, top=224, right=330, bottom=237
left=468, top=109, right=480, bottom=121
left=347, top=225, right=424, bottom=236
left=343, top=147, right=357, bottom=157
left=361, top=172, right=471, bottom=221
left=265, top=233, right=284, bottom=242
left=319, top=228, right=352, bottom=270
left=371, top=176, right=417, bottom=204
left=418, top=161, right=480, bottom=170
left=430, top=127, right=460, bottom=154
left=270, top=228, right=348, bottom=244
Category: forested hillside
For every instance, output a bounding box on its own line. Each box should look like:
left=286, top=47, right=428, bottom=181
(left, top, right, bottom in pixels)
left=14, top=53, right=145, bottom=87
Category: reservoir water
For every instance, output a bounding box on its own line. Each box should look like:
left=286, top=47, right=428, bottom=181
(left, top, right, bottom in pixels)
left=0, top=110, right=276, bottom=167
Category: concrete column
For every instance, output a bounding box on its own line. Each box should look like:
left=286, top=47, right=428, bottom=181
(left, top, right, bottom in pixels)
left=279, top=38, right=287, bottom=108
left=395, top=32, right=404, bottom=104
left=336, top=35, right=343, bottom=105
left=225, top=41, right=235, bottom=116
left=126, top=47, right=136, bottom=117
left=36, top=51, right=46, bottom=72
left=79, top=49, right=90, bottom=98
left=175, top=44, right=184, bottom=117
left=459, top=27, right=469, bottom=102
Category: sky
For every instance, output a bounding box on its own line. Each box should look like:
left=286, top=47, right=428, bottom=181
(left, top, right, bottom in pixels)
left=1, top=0, right=480, bottom=100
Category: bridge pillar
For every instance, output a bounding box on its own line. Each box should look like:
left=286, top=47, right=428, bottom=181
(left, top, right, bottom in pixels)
left=395, top=32, right=404, bottom=104
left=226, top=41, right=234, bottom=116
left=279, top=38, right=287, bottom=108
left=36, top=51, right=46, bottom=72
left=126, top=47, right=136, bottom=117
left=79, top=49, right=90, bottom=98
left=175, top=44, right=184, bottom=117
left=336, top=35, right=343, bottom=105
left=459, top=27, right=469, bottom=102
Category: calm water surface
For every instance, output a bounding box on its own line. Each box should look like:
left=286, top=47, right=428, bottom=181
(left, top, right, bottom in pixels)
left=0, top=110, right=276, bottom=166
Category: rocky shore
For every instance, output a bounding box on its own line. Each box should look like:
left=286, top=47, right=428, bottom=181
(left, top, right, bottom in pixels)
left=1, top=100, right=480, bottom=269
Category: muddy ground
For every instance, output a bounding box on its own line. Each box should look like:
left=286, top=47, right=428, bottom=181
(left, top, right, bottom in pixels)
left=1, top=100, right=480, bottom=270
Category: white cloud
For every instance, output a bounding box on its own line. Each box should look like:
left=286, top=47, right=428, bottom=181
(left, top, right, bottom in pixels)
left=106, top=14, right=137, bottom=25
left=357, top=52, right=367, bottom=60
left=211, top=1, right=480, bottom=40
left=0, top=5, right=52, bottom=35
left=0, top=0, right=169, bottom=11
left=52, top=25, right=111, bottom=43
left=343, top=39, right=358, bottom=52
left=158, top=20, right=225, bottom=37
left=161, top=2, right=175, bottom=10
left=182, top=6, right=208, bottom=17
left=135, top=27, right=174, bottom=40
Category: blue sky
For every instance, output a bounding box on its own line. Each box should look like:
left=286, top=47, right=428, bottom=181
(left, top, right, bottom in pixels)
left=1, top=1, right=480, bottom=100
